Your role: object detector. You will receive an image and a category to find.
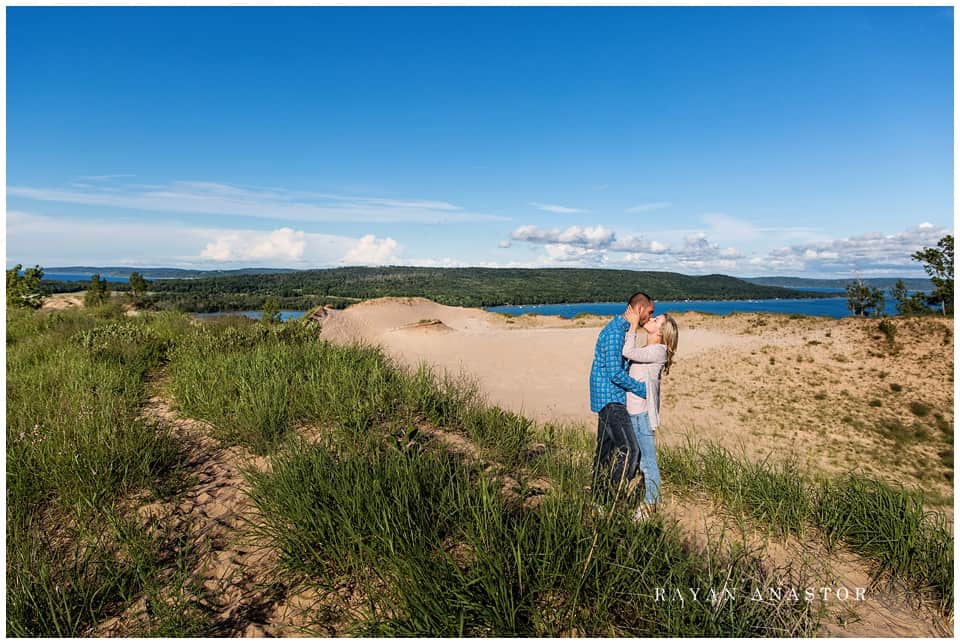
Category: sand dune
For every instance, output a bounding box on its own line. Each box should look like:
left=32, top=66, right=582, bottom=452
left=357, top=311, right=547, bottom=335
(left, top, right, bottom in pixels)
left=319, top=297, right=955, bottom=504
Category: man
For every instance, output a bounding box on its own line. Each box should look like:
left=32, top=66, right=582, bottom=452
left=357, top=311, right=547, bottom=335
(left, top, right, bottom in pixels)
left=589, top=290, right=654, bottom=501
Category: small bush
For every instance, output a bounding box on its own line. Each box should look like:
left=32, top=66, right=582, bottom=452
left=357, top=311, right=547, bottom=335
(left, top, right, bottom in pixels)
left=889, top=383, right=903, bottom=393
left=878, top=319, right=897, bottom=343
left=908, top=401, right=931, bottom=417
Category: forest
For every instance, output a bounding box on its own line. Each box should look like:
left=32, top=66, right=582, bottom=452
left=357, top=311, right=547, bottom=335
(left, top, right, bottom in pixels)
left=43, top=266, right=834, bottom=312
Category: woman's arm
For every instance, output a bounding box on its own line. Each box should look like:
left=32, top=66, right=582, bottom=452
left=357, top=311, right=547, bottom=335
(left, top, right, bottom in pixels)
left=622, top=336, right=668, bottom=364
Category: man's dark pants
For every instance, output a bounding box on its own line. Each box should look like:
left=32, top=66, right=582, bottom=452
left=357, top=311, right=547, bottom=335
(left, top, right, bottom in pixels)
left=592, top=402, right=641, bottom=502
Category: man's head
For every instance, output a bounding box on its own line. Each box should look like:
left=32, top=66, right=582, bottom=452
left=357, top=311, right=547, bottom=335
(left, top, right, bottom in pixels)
left=627, top=291, right=655, bottom=325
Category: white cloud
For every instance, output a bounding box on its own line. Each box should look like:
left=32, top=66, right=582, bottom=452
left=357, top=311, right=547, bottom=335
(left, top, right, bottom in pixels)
left=200, top=227, right=307, bottom=262
left=543, top=243, right=606, bottom=264
left=9, top=180, right=508, bottom=224
left=341, top=235, right=400, bottom=265
left=5, top=210, right=399, bottom=268
left=625, top=202, right=672, bottom=213
left=610, top=234, right=671, bottom=254
left=748, top=223, right=952, bottom=276
left=497, top=240, right=512, bottom=248
left=510, top=225, right=616, bottom=247
left=528, top=202, right=585, bottom=214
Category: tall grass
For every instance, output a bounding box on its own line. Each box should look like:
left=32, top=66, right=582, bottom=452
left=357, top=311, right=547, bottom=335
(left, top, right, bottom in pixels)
left=247, top=431, right=819, bottom=636
left=6, top=307, right=197, bottom=636
left=166, top=318, right=531, bottom=462
left=816, top=474, right=954, bottom=613
left=660, top=439, right=954, bottom=613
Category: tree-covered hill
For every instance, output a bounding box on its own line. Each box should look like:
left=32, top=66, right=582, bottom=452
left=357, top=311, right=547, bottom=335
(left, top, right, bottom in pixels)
left=124, top=266, right=836, bottom=311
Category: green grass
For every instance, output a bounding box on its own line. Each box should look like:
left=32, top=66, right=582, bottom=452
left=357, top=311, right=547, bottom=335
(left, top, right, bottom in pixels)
left=8, top=307, right=953, bottom=635
left=166, top=319, right=532, bottom=464
left=659, top=439, right=953, bottom=613
left=247, top=432, right=819, bottom=636
left=6, top=307, right=201, bottom=636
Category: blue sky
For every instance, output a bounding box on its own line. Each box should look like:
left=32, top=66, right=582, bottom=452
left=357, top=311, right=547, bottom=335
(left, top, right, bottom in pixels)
left=6, top=6, right=954, bottom=277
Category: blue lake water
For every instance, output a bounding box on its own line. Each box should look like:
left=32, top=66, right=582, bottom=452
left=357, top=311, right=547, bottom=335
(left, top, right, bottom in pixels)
left=39, top=272, right=131, bottom=283
left=487, top=288, right=934, bottom=319
left=486, top=298, right=859, bottom=319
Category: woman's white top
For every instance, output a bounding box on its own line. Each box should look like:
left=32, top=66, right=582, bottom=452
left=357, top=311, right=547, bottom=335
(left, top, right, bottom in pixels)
left=622, top=333, right=667, bottom=429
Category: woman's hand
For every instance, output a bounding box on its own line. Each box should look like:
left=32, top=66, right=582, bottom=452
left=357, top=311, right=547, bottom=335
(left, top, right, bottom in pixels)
left=624, top=306, right=640, bottom=330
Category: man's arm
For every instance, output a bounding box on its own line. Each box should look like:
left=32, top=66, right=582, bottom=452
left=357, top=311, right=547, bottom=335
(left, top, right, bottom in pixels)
left=602, top=328, right=646, bottom=398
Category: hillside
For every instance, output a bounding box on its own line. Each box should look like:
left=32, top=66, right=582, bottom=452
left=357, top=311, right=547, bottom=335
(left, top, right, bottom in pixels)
left=129, top=266, right=837, bottom=311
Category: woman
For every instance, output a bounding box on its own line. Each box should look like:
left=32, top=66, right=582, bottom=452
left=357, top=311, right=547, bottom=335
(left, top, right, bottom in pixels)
left=621, top=311, right=678, bottom=517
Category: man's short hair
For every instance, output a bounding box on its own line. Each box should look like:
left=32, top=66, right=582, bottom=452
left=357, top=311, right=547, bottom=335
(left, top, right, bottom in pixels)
left=628, top=291, right=653, bottom=310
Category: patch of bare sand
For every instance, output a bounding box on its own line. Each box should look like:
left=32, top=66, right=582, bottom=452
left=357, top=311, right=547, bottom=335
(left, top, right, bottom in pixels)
left=40, top=292, right=85, bottom=310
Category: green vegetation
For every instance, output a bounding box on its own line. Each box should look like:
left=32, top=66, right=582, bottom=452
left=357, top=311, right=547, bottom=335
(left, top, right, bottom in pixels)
left=845, top=280, right=885, bottom=317
left=7, top=306, right=953, bottom=634
left=128, top=271, right=149, bottom=304
left=659, top=441, right=953, bottom=613
left=83, top=273, right=111, bottom=307
left=6, top=264, right=47, bottom=309
left=132, top=267, right=832, bottom=312
left=877, top=319, right=897, bottom=343
left=6, top=306, right=202, bottom=636
left=248, top=435, right=816, bottom=636
left=891, top=279, right=931, bottom=316
left=260, top=296, right=282, bottom=324
left=911, top=235, right=953, bottom=316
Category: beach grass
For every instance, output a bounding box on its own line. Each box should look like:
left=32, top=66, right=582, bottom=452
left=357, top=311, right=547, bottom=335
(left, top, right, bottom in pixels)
left=7, top=306, right=953, bottom=634
left=246, top=431, right=819, bottom=636
left=6, top=307, right=200, bottom=636
left=659, top=439, right=954, bottom=613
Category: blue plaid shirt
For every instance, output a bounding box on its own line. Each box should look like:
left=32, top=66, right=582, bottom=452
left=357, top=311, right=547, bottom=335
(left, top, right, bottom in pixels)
left=589, top=316, right=647, bottom=412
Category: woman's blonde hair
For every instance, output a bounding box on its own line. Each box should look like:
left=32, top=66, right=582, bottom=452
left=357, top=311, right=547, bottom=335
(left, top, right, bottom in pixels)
left=660, top=314, right=679, bottom=376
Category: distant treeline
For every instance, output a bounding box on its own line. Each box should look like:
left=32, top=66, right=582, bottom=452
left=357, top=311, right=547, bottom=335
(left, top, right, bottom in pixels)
left=746, top=276, right=933, bottom=291
left=66, top=266, right=840, bottom=312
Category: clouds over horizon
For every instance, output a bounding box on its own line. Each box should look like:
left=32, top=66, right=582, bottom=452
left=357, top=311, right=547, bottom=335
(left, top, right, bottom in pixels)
left=505, top=221, right=949, bottom=276
left=9, top=179, right=509, bottom=224
left=6, top=208, right=950, bottom=279
left=6, top=210, right=401, bottom=268
left=748, top=222, right=952, bottom=276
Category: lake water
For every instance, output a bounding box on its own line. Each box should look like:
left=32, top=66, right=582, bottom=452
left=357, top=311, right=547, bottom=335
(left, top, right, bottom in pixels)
left=486, top=298, right=860, bottom=319
left=36, top=272, right=132, bottom=283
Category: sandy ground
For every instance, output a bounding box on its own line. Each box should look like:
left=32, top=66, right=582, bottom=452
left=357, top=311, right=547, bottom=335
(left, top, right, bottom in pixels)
left=41, top=292, right=86, bottom=310
left=319, top=297, right=955, bottom=506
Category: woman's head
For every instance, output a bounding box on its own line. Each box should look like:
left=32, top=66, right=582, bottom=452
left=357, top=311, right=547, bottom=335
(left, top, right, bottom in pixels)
left=645, top=313, right=679, bottom=375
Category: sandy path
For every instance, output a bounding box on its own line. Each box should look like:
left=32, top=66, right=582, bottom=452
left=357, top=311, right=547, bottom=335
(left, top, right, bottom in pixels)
left=93, top=379, right=332, bottom=637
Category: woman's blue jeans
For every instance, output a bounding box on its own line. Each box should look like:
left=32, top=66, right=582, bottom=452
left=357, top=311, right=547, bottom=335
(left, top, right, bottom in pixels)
left=630, top=412, right=661, bottom=506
